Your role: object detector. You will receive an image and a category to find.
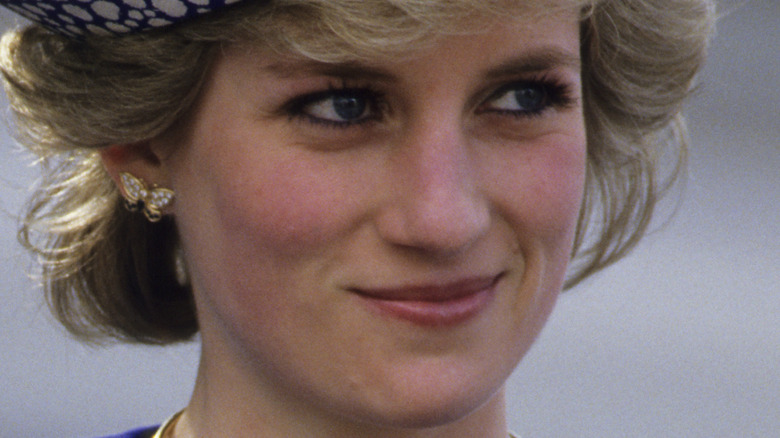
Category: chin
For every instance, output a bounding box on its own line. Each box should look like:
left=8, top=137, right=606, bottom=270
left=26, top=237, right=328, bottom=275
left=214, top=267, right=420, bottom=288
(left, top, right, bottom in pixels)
left=338, top=401, right=489, bottom=433
left=336, top=366, right=508, bottom=432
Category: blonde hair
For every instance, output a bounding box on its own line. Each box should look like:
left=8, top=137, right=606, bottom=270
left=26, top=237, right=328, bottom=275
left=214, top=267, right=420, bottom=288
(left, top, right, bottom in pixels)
left=0, top=0, right=716, bottom=343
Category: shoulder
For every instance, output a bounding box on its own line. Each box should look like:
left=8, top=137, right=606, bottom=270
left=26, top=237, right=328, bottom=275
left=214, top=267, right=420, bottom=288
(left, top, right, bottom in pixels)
left=94, top=425, right=158, bottom=438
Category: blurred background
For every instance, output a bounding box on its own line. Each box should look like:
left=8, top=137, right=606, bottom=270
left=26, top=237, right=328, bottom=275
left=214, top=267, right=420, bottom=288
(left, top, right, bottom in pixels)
left=0, top=0, right=777, bottom=437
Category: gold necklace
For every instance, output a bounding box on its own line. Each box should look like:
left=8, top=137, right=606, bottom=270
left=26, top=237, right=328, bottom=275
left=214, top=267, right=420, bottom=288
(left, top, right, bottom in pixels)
left=152, top=410, right=519, bottom=438
left=152, top=410, right=184, bottom=438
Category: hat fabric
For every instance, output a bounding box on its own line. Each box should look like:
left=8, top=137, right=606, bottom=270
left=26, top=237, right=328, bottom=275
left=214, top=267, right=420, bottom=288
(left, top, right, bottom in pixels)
left=1, top=0, right=246, bottom=37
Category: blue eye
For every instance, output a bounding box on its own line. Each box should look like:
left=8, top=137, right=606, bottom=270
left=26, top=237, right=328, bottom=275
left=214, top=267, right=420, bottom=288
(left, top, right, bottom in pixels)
left=513, top=85, right=547, bottom=112
left=481, top=80, right=572, bottom=117
left=331, top=95, right=367, bottom=120
left=291, top=88, right=377, bottom=126
left=487, top=82, right=548, bottom=113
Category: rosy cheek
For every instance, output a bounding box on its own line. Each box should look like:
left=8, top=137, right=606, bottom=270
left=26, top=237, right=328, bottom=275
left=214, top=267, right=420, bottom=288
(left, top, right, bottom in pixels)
left=211, top=153, right=354, bottom=253
left=492, top=134, right=586, bottom=241
left=535, top=147, right=586, bottom=232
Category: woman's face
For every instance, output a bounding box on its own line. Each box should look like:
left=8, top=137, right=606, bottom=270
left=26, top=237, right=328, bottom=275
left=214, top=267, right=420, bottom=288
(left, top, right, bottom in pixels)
left=165, top=10, right=585, bottom=430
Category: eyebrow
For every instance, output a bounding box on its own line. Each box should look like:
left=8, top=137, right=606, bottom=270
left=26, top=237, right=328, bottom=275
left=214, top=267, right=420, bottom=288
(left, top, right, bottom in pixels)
left=484, top=49, right=581, bottom=79
left=263, top=60, right=398, bottom=82
left=262, top=47, right=580, bottom=82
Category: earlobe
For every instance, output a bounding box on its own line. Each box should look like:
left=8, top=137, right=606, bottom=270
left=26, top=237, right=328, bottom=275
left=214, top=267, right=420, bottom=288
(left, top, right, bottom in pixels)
left=100, top=142, right=175, bottom=222
left=119, top=172, right=176, bottom=222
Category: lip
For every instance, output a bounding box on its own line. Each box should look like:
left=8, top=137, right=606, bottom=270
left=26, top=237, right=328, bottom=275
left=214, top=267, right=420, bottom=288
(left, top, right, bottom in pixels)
left=350, top=275, right=502, bottom=327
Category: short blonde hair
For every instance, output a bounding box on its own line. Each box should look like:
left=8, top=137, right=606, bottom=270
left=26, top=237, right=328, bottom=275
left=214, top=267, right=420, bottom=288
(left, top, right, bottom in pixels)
left=0, top=0, right=716, bottom=343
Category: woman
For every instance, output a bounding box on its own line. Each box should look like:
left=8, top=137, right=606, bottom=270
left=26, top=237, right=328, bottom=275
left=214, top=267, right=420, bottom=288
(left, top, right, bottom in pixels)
left=0, top=0, right=715, bottom=437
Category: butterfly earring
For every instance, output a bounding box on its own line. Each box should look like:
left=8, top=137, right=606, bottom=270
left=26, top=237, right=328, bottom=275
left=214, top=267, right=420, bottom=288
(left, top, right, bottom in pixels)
left=119, top=172, right=175, bottom=222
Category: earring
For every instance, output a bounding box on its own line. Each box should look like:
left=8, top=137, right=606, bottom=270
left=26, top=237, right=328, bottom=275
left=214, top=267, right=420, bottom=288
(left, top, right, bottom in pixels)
left=120, top=172, right=175, bottom=222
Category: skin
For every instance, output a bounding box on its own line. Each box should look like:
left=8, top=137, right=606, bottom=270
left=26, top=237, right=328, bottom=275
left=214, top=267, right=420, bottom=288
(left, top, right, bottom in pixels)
left=103, top=9, right=585, bottom=438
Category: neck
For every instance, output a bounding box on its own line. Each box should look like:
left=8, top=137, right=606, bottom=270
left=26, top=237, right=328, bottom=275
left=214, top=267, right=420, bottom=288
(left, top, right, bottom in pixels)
left=174, top=341, right=510, bottom=438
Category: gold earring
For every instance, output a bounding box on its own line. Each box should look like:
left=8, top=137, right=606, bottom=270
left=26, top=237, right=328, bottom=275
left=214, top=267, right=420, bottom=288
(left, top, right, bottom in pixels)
left=120, top=172, right=175, bottom=222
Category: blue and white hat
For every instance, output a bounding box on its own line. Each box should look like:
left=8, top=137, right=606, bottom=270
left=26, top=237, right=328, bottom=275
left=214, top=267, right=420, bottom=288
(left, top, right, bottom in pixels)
left=0, top=0, right=249, bottom=38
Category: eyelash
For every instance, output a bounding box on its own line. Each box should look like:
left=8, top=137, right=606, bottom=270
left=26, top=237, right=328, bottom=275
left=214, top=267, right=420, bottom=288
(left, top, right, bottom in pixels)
left=283, top=76, right=575, bottom=129
left=478, top=76, right=576, bottom=118
left=284, top=82, right=385, bottom=129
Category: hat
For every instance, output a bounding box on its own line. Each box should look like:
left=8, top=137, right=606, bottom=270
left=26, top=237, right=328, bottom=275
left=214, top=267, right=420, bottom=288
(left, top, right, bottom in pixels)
left=0, top=0, right=247, bottom=38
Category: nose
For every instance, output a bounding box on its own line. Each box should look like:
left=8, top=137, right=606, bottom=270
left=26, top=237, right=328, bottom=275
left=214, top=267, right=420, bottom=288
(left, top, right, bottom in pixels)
left=375, top=121, right=491, bottom=256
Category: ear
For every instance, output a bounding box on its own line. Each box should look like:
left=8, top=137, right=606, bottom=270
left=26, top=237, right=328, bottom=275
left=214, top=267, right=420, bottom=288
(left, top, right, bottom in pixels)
left=99, top=141, right=170, bottom=197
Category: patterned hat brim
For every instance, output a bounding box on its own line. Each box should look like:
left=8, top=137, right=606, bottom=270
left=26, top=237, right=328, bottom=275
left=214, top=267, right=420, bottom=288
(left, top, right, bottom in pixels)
left=0, top=0, right=248, bottom=38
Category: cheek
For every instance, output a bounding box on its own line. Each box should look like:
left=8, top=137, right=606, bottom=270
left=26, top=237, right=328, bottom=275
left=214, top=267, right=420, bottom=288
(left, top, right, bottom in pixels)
left=533, top=147, right=586, bottom=237
left=490, top=134, right=586, bottom=246
left=172, top=144, right=349, bottom=322
left=206, top=146, right=360, bottom=255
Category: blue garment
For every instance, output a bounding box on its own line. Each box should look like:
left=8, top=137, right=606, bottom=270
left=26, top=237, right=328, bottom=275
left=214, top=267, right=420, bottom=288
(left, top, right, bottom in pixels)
left=96, top=425, right=157, bottom=438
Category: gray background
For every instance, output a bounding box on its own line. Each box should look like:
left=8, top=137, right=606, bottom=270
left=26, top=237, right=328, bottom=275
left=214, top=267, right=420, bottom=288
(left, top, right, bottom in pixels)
left=1, top=1, right=777, bottom=436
